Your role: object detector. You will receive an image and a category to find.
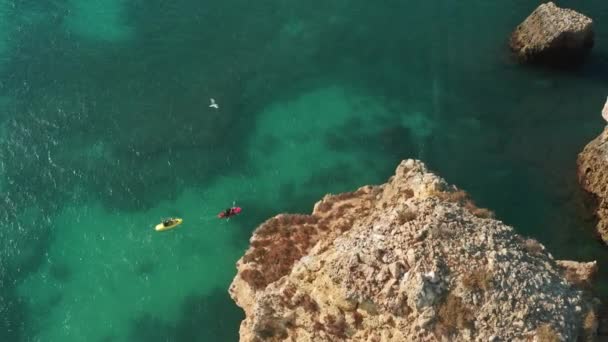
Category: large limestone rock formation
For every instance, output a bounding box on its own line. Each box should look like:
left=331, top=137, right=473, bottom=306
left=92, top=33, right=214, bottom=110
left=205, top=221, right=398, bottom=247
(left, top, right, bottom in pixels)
left=510, top=2, right=594, bottom=66
left=577, top=125, right=608, bottom=243
left=230, top=160, right=599, bottom=341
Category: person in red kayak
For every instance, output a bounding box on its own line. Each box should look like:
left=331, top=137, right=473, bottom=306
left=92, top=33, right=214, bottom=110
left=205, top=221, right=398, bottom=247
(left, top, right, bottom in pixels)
left=218, top=205, right=242, bottom=219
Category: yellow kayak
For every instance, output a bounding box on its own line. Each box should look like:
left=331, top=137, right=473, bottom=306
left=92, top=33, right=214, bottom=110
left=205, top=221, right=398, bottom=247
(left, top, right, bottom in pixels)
left=155, top=218, right=183, bottom=231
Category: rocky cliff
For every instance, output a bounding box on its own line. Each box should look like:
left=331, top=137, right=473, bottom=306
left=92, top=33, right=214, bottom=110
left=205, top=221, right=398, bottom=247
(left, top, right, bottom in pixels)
left=230, top=160, right=599, bottom=341
left=577, top=125, right=608, bottom=244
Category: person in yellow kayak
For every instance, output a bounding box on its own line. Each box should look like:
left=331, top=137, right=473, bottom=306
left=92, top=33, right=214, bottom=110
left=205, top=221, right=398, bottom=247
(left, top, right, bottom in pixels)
left=162, top=218, right=180, bottom=227
left=155, top=217, right=183, bottom=231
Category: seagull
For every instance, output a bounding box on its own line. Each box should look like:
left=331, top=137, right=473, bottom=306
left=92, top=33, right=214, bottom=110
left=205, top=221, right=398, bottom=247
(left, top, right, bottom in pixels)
left=209, top=98, right=219, bottom=109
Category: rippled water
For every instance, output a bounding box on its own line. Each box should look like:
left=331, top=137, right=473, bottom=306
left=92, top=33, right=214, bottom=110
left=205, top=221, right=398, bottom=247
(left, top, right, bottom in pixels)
left=2, top=1, right=608, bottom=341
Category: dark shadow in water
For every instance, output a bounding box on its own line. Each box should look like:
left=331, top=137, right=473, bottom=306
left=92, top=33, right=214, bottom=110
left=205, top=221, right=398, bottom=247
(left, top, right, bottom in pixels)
left=48, top=262, right=72, bottom=283
left=503, top=49, right=608, bottom=91
left=134, top=259, right=156, bottom=277
left=0, top=290, right=27, bottom=342
left=0, top=200, right=54, bottom=341
left=128, top=288, right=243, bottom=342
left=0, top=220, right=53, bottom=342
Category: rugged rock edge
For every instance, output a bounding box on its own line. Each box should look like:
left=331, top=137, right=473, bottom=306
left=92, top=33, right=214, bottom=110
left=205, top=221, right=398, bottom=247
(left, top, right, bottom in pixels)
left=231, top=159, right=600, bottom=341
left=577, top=126, right=608, bottom=244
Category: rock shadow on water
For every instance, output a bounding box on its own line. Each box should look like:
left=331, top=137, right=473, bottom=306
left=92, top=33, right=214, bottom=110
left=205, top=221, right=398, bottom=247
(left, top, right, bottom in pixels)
left=128, top=288, right=243, bottom=342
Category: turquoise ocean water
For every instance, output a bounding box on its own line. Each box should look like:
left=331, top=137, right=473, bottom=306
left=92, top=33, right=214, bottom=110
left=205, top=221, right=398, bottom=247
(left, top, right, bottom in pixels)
left=2, top=1, right=608, bottom=341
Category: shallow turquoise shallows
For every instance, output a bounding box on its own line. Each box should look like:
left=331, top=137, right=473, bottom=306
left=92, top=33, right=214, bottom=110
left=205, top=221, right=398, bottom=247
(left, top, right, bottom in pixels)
left=2, top=1, right=608, bottom=341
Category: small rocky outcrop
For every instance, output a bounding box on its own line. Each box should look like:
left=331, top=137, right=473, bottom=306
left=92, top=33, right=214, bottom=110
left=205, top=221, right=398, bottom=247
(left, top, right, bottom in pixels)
left=510, top=2, right=594, bottom=66
left=577, top=124, right=608, bottom=243
left=230, top=160, right=599, bottom=341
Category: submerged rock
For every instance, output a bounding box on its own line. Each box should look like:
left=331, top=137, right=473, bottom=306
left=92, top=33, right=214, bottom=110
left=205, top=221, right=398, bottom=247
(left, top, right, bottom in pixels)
left=556, top=260, right=598, bottom=288
left=509, top=2, right=594, bottom=66
left=230, top=160, right=599, bottom=341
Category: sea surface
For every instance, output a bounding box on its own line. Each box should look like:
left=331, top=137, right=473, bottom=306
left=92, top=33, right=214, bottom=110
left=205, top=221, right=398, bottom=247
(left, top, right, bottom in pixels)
left=2, top=1, right=608, bottom=341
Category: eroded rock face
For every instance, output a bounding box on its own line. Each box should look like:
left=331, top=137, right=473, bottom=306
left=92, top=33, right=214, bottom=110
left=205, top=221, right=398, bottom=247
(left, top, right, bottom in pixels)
left=230, top=159, right=599, bottom=341
left=577, top=126, right=608, bottom=243
left=510, top=2, right=594, bottom=66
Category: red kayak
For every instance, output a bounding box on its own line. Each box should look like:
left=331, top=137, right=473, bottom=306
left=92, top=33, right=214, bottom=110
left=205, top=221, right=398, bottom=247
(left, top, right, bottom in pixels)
left=218, top=207, right=242, bottom=219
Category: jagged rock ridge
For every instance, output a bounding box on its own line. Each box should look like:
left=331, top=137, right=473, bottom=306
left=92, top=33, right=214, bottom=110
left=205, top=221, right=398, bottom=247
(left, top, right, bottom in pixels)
left=231, top=159, right=599, bottom=341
